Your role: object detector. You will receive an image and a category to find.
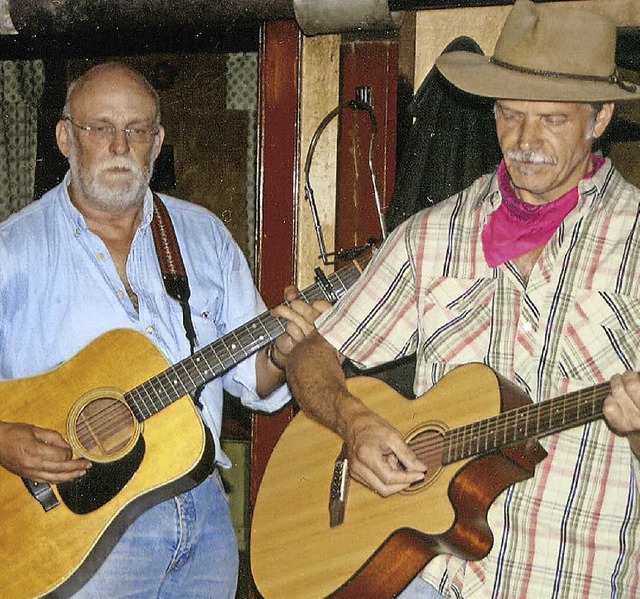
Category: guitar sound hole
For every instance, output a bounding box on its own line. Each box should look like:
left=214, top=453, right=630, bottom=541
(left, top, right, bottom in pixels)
left=404, top=427, right=445, bottom=493
left=74, top=397, right=137, bottom=459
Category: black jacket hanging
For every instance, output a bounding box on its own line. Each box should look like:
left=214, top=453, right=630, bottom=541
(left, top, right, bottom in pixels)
left=387, top=36, right=502, bottom=231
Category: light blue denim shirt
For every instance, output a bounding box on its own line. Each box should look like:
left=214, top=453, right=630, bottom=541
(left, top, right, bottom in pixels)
left=0, top=172, right=290, bottom=468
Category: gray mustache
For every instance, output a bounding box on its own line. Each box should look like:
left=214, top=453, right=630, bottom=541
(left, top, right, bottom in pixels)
left=505, top=149, right=557, bottom=165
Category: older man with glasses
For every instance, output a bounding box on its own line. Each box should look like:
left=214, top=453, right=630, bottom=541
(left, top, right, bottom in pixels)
left=0, top=61, right=328, bottom=598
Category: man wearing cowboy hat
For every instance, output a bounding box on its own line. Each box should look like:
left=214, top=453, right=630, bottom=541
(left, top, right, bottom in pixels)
left=286, top=0, right=640, bottom=597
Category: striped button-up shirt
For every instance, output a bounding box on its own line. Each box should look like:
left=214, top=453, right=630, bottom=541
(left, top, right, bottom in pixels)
left=317, top=158, right=640, bottom=598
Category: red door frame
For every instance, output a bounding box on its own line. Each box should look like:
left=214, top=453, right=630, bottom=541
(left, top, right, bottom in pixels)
left=252, top=19, right=301, bottom=505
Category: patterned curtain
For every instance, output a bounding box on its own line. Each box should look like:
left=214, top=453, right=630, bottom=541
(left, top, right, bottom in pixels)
left=0, top=60, right=45, bottom=221
left=226, top=52, right=258, bottom=271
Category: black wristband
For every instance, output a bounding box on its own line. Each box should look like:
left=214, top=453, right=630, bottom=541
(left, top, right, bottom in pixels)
left=266, top=341, right=286, bottom=371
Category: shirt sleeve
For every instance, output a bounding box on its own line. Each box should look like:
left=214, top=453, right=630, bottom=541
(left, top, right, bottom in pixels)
left=316, top=221, right=420, bottom=370
left=215, top=226, right=291, bottom=412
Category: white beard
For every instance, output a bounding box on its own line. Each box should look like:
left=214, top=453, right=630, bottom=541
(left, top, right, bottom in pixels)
left=68, top=140, right=155, bottom=213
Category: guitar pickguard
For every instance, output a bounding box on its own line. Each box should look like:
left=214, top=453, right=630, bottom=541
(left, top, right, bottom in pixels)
left=57, top=436, right=146, bottom=515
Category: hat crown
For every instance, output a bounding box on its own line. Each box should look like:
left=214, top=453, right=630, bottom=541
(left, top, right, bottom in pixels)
left=434, top=0, right=639, bottom=102
left=493, top=0, right=616, bottom=79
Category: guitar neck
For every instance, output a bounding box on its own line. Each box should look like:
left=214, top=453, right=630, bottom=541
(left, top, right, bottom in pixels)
left=124, top=254, right=370, bottom=421
left=444, top=381, right=610, bottom=464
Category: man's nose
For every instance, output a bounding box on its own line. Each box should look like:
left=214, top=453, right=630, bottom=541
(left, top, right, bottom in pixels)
left=517, top=118, right=542, bottom=148
left=109, top=129, right=131, bottom=154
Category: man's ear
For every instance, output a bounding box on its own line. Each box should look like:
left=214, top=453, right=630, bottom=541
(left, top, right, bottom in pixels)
left=593, top=103, right=615, bottom=139
left=151, top=125, right=166, bottom=162
left=55, top=119, right=71, bottom=158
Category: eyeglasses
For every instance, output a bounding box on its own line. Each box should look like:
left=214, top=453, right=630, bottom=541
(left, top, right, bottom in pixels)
left=64, top=116, right=159, bottom=145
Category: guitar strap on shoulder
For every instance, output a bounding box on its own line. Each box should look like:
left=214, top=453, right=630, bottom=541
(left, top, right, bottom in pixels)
left=150, top=193, right=198, bottom=356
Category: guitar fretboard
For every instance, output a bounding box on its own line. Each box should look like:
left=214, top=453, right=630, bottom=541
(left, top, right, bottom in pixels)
left=443, top=382, right=609, bottom=464
left=124, top=254, right=370, bottom=421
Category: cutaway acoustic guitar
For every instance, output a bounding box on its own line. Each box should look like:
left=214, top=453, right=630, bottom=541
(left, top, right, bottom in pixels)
left=251, top=364, right=609, bottom=598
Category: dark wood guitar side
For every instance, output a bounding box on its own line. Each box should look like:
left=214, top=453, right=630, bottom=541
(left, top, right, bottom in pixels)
left=251, top=364, right=609, bottom=599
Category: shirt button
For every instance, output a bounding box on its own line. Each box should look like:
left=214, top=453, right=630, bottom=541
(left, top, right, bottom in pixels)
left=116, top=290, right=124, bottom=299
left=522, top=321, right=534, bottom=333
left=146, top=325, right=155, bottom=335
left=97, top=252, right=106, bottom=262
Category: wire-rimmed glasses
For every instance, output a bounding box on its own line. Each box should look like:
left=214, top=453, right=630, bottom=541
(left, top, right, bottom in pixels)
left=64, top=116, right=159, bottom=145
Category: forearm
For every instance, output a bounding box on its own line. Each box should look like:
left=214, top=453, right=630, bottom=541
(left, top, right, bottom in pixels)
left=287, top=331, right=427, bottom=495
left=287, top=330, right=367, bottom=436
left=254, top=285, right=333, bottom=399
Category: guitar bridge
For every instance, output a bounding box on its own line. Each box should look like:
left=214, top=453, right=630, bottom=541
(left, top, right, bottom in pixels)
left=328, top=445, right=350, bottom=527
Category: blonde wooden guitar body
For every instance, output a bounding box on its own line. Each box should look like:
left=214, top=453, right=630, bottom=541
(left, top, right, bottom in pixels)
left=251, top=364, right=552, bottom=599
left=0, top=256, right=371, bottom=598
left=0, top=329, right=208, bottom=599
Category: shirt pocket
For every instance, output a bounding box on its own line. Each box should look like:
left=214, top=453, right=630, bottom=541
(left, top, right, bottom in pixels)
left=559, top=290, right=640, bottom=383
left=419, top=277, right=496, bottom=367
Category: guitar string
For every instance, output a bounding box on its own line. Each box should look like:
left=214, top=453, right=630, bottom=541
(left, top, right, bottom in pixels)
left=75, top=378, right=608, bottom=459
left=452, top=383, right=609, bottom=459
left=74, top=363, right=608, bottom=464
left=74, top=404, right=136, bottom=447
left=74, top=356, right=608, bottom=462
left=127, top=262, right=363, bottom=414
left=75, top=403, right=131, bottom=437
left=128, top=261, right=362, bottom=415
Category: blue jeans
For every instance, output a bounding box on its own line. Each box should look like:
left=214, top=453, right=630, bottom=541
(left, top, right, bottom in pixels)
left=397, top=576, right=447, bottom=599
left=72, top=470, right=239, bottom=598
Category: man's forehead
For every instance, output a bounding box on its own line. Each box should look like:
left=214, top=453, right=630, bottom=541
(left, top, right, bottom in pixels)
left=496, top=99, right=590, bottom=115
left=70, top=70, right=157, bottom=119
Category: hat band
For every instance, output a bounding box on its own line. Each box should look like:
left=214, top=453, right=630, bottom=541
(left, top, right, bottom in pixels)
left=490, top=57, right=637, bottom=94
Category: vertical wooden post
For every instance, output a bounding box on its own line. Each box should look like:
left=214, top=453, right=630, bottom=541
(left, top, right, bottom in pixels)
left=251, top=18, right=300, bottom=509
left=251, top=25, right=399, bottom=599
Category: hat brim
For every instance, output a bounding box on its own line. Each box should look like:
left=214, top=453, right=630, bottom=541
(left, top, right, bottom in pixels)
left=436, top=51, right=640, bottom=102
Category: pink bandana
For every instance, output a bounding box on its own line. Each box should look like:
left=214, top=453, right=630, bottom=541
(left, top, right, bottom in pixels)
left=482, top=155, right=605, bottom=267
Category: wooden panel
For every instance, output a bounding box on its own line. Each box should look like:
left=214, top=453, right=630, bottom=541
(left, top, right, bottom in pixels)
left=336, top=39, right=398, bottom=259
left=251, top=28, right=399, bottom=525
left=250, top=33, right=399, bottom=599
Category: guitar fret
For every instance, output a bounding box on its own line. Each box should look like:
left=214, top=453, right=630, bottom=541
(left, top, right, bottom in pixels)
left=131, top=383, right=155, bottom=420
left=174, top=362, right=197, bottom=399
left=191, top=352, right=213, bottom=381
left=156, top=367, right=187, bottom=404
left=468, top=421, right=478, bottom=457
left=126, top=388, right=147, bottom=421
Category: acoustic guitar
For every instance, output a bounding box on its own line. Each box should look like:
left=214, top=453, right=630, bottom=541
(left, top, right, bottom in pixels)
left=0, top=254, right=368, bottom=599
left=251, top=363, right=609, bottom=599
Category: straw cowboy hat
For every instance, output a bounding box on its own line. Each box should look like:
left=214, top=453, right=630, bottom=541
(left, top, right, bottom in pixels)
left=436, top=0, right=640, bottom=102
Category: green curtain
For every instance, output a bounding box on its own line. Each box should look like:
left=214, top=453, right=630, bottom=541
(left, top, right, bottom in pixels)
left=0, top=59, right=45, bottom=221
